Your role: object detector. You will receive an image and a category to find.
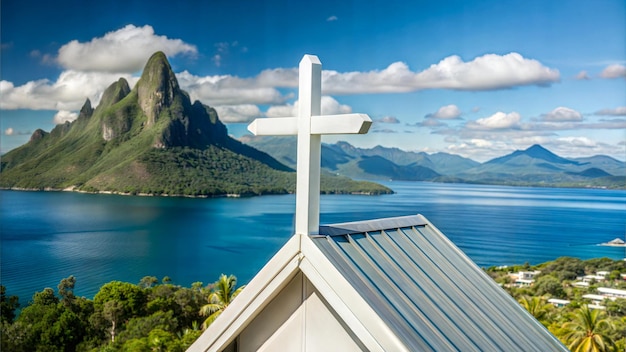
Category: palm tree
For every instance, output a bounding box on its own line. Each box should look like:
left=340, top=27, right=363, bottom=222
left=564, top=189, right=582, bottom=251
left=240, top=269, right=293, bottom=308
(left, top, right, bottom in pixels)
left=518, top=295, right=553, bottom=323
left=200, top=274, right=245, bottom=330
left=563, top=304, right=615, bottom=352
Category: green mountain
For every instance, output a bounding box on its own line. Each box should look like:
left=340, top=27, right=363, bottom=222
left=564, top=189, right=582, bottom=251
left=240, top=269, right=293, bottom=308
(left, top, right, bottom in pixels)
left=243, top=137, right=625, bottom=189
left=0, top=52, right=391, bottom=196
left=458, top=144, right=625, bottom=188
left=242, top=136, right=475, bottom=181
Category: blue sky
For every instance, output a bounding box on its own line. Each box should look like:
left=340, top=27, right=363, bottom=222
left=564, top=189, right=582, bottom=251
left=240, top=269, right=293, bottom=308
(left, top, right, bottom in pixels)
left=1, top=0, right=625, bottom=161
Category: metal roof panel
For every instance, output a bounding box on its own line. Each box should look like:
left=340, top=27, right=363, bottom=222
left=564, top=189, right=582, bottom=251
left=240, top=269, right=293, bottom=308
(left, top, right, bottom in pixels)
left=314, top=214, right=567, bottom=351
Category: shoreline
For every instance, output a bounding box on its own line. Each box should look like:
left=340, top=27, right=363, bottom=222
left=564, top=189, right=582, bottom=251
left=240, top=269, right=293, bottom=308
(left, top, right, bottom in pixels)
left=0, top=186, right=271, bottom=199
left=0, top=186, right=386, bottom=199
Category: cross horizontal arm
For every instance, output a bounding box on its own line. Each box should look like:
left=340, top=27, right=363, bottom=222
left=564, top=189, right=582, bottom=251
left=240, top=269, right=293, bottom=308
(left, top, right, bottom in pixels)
left=247, top=113, right=372, bottom=136
left=310, top=114, right=372, bottom=135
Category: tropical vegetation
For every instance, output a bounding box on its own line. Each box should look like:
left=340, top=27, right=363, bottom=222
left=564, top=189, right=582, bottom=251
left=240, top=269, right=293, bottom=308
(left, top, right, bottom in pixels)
left=0, top=275, right=242, bottom=351
left=486, top=256, right=626, bottom=351
left=2, top=257, right=626, bottom=351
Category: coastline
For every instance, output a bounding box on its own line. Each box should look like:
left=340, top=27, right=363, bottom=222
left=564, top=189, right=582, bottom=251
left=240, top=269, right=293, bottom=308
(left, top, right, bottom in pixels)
left=0, top=186, right=386, bottom=198
left=0, top=186, right=267, bottom=199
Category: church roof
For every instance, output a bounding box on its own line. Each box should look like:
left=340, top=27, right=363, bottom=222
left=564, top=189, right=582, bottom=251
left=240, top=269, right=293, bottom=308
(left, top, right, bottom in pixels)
left=188, top=214, right=566, bottom=351
left=314, top=214, right=566, bottom=351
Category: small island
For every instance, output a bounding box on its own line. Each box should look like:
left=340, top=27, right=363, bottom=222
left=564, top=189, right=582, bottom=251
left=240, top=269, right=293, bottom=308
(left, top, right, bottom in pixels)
left=600, top=238, right=626, bottom=247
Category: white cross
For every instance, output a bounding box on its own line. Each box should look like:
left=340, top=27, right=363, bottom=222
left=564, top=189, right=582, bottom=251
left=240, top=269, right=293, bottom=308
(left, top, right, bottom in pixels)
left=248, top=55, right=372, bottom=236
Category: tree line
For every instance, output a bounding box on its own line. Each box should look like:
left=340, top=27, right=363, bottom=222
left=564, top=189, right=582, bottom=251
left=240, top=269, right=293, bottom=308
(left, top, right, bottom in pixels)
left=1, top=274, right=243, bottom=351
left=3, top=256, right=625, bottom=351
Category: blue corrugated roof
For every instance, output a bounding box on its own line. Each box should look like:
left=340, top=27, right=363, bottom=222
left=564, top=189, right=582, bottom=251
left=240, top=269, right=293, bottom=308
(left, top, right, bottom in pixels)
left=315, top=214, right=567, bottom=351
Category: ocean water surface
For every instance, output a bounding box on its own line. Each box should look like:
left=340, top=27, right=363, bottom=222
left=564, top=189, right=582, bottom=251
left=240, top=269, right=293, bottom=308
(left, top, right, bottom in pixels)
left=1, top=181, right=625, bottom=302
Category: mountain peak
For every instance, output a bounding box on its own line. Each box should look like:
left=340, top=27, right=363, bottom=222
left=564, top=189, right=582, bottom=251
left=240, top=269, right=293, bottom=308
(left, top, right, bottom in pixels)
left=78, top=99, right=94, bottom=120
left=136, top=51, right=181, bottom=126
left=97, top=78, right=130, bottom=112
left=521, top=144, right=578, bottom=165
left=485, top=144, right=580, bottom=167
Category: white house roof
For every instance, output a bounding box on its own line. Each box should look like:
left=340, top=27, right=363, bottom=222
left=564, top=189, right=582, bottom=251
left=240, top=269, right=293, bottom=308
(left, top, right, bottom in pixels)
left=188, top=214, right=566, bottom=351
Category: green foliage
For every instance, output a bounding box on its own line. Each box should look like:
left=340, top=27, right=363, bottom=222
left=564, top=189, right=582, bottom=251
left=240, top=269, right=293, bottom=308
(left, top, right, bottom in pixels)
left=537, top=256, right=586, bottom=281
left=3, top=256, right=625, bottom=351
left=563, top=305, right=615, bottom=352
left=1, top=274, right=228, bottom=351
left=0, top=285, right=20, bottom=323
left=200, top=274, right=245, bottom=330
left=534, top=275, right=566, bottom=298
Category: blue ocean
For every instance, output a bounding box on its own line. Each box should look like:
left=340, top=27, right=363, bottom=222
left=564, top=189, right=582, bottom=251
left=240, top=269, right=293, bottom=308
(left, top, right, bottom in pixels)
left=1, top=181, right=625, bottom=302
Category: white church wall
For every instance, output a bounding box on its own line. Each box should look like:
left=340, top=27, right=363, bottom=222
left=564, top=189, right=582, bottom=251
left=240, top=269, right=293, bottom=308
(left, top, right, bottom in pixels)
left=236, top=272, right=361, bottom=351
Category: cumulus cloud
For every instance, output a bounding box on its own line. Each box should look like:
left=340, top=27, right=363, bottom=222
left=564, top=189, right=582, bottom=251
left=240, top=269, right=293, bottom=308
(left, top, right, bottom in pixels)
left=57, top=25, right=197, bottom=73
left=427, top=104, right=462, bottom=119
left=1, top=71, right=136, bottom=110
left=322, top=52, right=559, bottom=94
left=214, top=105, right=263, bottom=123
left=1, top=45, right=562, bottom=114
left=541, top=107, right=583, bottom=122
left=327, top=15, right=338, bottom=21
left=266, top=96, right=352, bottom=118
left=4, top=127, right=14, bottom=135
left=600, top=64, right=626, bottom=79
left=53, top=110, right=78, bottom=124
left=176, top=69, right=295, bottom=106
left=469, top=111, right=521, bottom=130
left=375, top=116, right=400, bottom=124
left=595, top=106, right=626, bottom=116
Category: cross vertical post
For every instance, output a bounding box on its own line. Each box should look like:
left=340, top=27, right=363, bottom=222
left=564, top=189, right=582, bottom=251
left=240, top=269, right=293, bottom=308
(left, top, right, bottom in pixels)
left=296, top=55, right=322, bottom=236
left=247, top=55, right=372, bottom=236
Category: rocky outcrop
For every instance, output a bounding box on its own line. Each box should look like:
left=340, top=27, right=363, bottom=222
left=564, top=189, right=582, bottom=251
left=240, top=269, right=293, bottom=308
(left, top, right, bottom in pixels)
left=136, top=52, right=180, bottom=127
left=77, top=99, right=94, bottom=121
left=97, top=78, right=130, bottom=113
left=29, top=129, right=48, bottom=142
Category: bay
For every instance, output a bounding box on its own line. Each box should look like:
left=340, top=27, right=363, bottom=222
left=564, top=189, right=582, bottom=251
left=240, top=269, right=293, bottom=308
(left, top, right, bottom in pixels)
left=1, top=181, right=625, bottom=303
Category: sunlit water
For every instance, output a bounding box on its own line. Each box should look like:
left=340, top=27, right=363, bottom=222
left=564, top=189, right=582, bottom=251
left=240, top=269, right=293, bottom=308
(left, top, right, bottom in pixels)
left=1, top=182, right=625, bottom=302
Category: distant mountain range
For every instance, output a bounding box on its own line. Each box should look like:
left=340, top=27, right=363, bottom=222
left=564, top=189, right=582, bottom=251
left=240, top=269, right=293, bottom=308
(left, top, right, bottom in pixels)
left=241, top=136, right=626, bottom=189
left=0, top=52, right=390, bottom=196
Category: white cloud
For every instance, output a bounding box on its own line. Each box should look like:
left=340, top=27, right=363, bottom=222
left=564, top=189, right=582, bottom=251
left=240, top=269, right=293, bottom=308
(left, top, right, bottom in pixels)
left=4, top=127, right=14, bottom=135
left=446, top=140, right=512, bottom=161
left=214, top=105, right=263, bottom=123
left=470, top=111, right=521, bottom=129
left=0, top=71, right=136, bottom=110
left=600, top=64, right=626, bottom=79
left=376, top=116, right=400, bottom=124
left=595, top=107, right=626, bottom=116
left=327, top=15, right=338, bottom=21
left=53, top=110, right=78, bottom=124
left=1, top=48, right=562, bottom=114
left=557, top=136, right=597, bottom=147
left=541, top=107, right=583, bottom=122
left=176, top=70, right=293, bottom=106
left=57, top=25, right=197, bottom=73
left=266, top=96, right=352, bottom=118
left=427, top=104, right=462, bottom=119
left=323, top=52, right=560, bottom=94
